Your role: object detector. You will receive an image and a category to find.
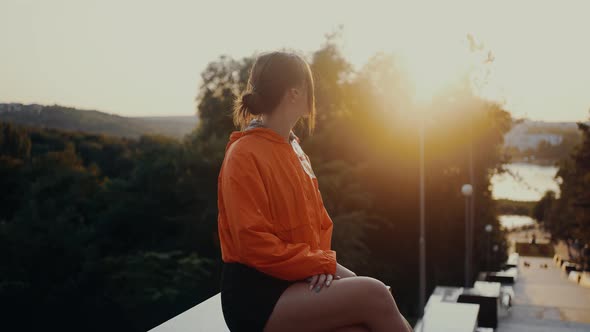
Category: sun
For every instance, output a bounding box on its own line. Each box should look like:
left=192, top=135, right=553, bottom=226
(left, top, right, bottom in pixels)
left=400, top=35, right=481, bottom=104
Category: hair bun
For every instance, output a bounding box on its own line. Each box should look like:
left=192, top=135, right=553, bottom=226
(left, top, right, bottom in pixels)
left=242, top=92, right=262, bottom=115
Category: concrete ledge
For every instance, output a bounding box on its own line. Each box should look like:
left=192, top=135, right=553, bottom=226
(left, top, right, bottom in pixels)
left=149, top=285, right=393, bottom=331
left=149, top=293, right=229, bottom=332
left=568, top=271, right=582, bottom=284
left=562, top=262, right=582, bottom=275
left=415, top=301, right=480, bottom=332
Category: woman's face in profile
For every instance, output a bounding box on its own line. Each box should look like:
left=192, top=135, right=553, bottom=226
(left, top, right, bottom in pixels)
left=294, top=84, right=311, bottom=119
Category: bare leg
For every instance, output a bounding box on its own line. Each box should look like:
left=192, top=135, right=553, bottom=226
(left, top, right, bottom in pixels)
left=336, top=263, right=357, bottom=278
left=263, top=276, right=409, bottom=332
left=332, top=323, right=370, bottom=332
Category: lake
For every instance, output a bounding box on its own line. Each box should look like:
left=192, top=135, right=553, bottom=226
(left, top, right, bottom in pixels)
left=491, top=163, right=560, bottom=229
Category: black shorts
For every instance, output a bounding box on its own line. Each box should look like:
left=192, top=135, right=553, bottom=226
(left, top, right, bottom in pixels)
left=220, top=261, right=298, bottom=332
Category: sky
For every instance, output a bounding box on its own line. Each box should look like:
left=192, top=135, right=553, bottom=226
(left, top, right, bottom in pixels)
left=1, top=0, right=589, bottom=122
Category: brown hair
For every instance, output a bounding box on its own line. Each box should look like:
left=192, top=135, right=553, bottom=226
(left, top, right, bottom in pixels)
left=233, top=51, right=316, bottom=135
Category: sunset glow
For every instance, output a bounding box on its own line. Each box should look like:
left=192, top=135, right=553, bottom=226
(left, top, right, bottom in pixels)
left=1, top=0, right=589, bottom=121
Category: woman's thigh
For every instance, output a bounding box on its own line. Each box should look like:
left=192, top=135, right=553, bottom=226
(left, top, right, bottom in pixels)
left=263, top=276, right=397, bottom=332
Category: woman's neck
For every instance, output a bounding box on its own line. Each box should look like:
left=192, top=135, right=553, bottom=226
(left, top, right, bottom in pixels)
left=261, top=113, right=295, bottom=143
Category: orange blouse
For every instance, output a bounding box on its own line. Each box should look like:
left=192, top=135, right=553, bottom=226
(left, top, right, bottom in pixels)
left=217, top=126, right=337, bottom=281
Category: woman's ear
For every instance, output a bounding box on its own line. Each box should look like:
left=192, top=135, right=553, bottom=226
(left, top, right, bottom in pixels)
left=290, top=87, right=300, bottom=103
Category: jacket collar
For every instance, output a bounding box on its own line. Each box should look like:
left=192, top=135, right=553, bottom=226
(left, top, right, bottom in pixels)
left=245, top=118, right=298, bottom=143
left=225, top=118, right=300, bottom=152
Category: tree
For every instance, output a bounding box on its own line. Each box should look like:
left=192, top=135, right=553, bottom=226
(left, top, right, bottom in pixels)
left=533, top=190, right=556, bottom=224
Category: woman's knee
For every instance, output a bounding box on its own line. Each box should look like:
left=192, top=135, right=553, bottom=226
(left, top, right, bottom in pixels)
left=358, top=277, right=390, bottom=300
left=356, top=277, right=399, bottom=314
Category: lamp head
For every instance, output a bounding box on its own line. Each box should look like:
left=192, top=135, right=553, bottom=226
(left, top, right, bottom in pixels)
left=461, top=184, right=473, bottom=196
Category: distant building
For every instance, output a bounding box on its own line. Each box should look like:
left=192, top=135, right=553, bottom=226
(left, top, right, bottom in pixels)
left=0, top=103, right=24, bottom=112
left=504, top=119, right=573, bottom=151
left=0, top=103, right=43, bottom=114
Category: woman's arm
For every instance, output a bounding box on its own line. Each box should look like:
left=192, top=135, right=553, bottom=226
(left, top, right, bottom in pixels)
left=221, top=149, right=337, bottom=281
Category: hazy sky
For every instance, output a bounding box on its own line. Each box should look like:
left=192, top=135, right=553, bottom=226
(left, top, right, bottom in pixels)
left=2, top=0, right=589, bottom=121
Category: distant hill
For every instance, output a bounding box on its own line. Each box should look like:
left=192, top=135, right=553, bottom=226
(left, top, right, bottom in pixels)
left=0, top=103, right=199, bottom=139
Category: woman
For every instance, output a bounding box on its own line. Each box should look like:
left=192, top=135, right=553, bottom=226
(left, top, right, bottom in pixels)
left=218, top=51, right=411, bottom=332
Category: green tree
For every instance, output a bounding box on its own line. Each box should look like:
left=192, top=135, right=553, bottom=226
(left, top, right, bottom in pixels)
left=533, top=190, right=556, bottom=223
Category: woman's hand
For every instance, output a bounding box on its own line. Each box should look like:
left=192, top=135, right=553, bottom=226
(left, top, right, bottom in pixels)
left=303, top=264, right=356, bottom=293
left=305, top=273, right=341, bottom=293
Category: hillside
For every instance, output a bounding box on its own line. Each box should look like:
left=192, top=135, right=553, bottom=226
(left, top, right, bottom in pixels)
left=0, top=103, right=199, bottom=139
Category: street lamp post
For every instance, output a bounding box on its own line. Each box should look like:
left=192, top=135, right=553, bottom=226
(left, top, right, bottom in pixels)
left=493, top=244, right=499, bottom=270
left=462, top=184, right=473, bottom=287
left=468, top=102, right=476, bottom=289
left=418, top=107, right=426, bottom=319
left=485, top=224, right=493, bottom=271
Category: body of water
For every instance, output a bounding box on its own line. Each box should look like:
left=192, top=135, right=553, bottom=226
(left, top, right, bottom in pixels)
left=498, top=215, right=537, bottom=230
left=491, top=163, right=560, bottom=230
left=491, top=162, right=560, bottom=201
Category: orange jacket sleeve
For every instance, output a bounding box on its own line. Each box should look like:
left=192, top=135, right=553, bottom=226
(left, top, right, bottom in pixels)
left=221, top=149, right=337, bottom=281
left=317, top=191, right=335, bottom=251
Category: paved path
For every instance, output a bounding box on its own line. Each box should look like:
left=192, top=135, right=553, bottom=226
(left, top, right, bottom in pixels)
left=496, top=256, right=590, bottom=332
left=505, top=224, right=577, bottom=259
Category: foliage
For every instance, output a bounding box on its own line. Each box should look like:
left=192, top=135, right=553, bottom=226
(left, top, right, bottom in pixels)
left=535, top=122, right=590, bottom=247
left=497, top=199, right=536, bottom=216
left=0, top=122, right=216, bottom=331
